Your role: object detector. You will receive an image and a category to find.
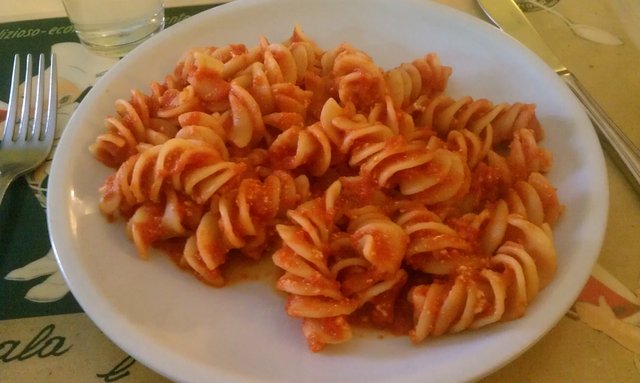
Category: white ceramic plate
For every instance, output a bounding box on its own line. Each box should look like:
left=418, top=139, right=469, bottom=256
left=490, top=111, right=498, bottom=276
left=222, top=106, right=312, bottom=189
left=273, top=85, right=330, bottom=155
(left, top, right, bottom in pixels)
left=48, top=0, right=609, bottom=382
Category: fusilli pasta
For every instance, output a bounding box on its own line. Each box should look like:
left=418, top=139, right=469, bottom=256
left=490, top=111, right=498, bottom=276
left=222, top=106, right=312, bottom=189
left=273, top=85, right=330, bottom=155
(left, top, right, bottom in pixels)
left=90, top=26, right=564, bottom=352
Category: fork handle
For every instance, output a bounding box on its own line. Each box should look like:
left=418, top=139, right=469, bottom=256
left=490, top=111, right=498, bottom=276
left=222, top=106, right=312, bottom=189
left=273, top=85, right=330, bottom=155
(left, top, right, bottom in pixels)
left=0, top=174, right=17, bottom=206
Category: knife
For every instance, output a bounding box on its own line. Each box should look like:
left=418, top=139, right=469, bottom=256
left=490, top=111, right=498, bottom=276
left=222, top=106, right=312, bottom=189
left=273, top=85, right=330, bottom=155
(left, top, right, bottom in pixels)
left=477, top=0, right=640, bottom=193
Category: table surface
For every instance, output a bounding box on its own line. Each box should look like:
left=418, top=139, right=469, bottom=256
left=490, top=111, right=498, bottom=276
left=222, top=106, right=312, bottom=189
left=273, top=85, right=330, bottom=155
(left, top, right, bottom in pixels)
left=0, top=0, right=639, bottom=382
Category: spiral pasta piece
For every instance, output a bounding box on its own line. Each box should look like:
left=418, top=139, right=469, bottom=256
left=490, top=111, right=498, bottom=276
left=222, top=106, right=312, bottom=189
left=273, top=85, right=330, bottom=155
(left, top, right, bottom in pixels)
left=414, top=94, right=543, bottom=144
left=346, top=206, right=408, bottom=275
left=169, top=43, right=263, bottom=113
left=282, top=24, right=324, bottom=78
left=126, top=189, right=204, bottom=259
left=185, top=43, right=261, bottom=82
left=503, top=127, right=552, bottom=181
left=231, top=60, right=314, bottom=132
left=340, top=207, right=410, bottom=326
left=393, top=203, right=483, bottom=275
left=155, top=85, right=204, bottom=120
left=320, top=106, right=470, bottom=205
left=408, top=270, right=503, bottom=342
left=331, top=46, right=386, bottom=111
left=442, top=124, right=493, bottom=170
left=182, top=48, right=231, bottom=105
left=98, top=138, right=246, bottom=219
left=176, top=111, right=230, bottom=158
left=90, top=90, right=180, bottom=168
left=263, top=83, right=313, bottom=130
left=273, top=181, right=357, bottom=351
left=227, top=82, right=266, bottom=148
left=181, top=171, right=310, bottom=286
left=367, top=95, right=419, bottom=140
left=274, top=181, right=412, bottom=351
left=268, top=122, right=333, bottom=176
left=384, top=53, right=452, bottom=108
left=260, top=37, right=299, bottom=85
left=408, top=216, right=556, bottom=343
left=477, top=173, right=561, bottom=256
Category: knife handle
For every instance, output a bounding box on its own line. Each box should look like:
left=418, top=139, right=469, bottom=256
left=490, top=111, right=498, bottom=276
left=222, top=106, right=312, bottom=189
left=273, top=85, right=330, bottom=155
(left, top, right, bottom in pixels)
left=561, top=72, right=640, bottom=194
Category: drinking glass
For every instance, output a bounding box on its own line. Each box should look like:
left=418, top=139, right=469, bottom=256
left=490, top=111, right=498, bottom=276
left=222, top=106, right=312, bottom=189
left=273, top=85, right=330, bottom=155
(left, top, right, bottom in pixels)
left=61, top=0, right=165, bottom=57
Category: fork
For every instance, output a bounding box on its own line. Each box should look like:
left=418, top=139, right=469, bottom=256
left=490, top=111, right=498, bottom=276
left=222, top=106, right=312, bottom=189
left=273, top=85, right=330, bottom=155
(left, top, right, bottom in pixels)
left=0, top=53, right=57, bottom=205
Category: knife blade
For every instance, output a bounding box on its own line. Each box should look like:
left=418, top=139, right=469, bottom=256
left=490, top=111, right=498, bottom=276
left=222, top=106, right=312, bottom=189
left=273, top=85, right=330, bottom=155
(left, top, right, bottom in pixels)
left=477, top=0, right=640, bottom=194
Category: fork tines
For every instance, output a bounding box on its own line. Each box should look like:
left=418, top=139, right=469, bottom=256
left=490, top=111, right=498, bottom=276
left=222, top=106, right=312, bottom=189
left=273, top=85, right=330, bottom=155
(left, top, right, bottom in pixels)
left=0, top=52, right=56, bottom=205
left=4, top=53, right=57, bottom=143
